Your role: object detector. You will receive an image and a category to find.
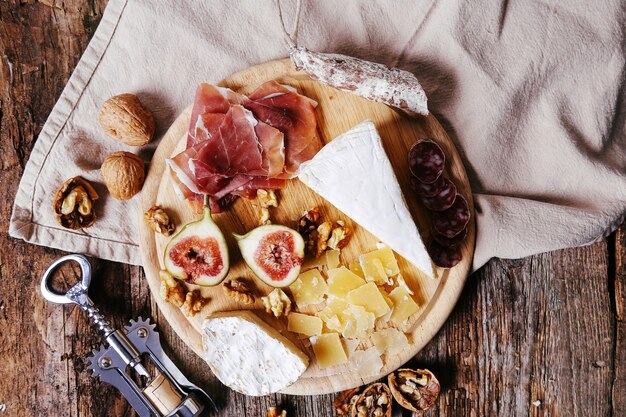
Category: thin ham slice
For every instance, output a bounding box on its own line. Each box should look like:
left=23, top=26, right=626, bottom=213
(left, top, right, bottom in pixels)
left=187, top=83, right=246, bottom=147
left=244, top=80, right=319, bottom=177
left=169, top=81, right=318, bottom=211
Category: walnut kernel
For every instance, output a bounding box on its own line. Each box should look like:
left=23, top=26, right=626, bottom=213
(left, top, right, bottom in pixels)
left=159, top=270, right=186, bottom=307
left=350, top=383, right=392, bottom=417
left=98, top=93, right=155, bottom=146
left=327, top=224, right=352, bottom=250
left=261, top=288, right=291, bottom=317
left=255, top=189, right=278, bottom=225
left=101, top=151, right=145, bottom=200
left=334, top=387, right=363, bottom=416
left=388, top=368, right=440, bottom=413
left=144, top=205, right=175, bottom=236
left=181, top=290, right=210, bottom=317
left=222, top=278, right=255, bottom=305
left=267, top=407, right=287, bottom=417
left=53, top=177, right=99, bottom=229
left=315, top=221, right=332, bottom=258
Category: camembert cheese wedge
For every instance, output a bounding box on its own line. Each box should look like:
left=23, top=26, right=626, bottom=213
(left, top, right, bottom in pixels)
left=202, top=311, right=309, bottom=396
left=298, top=120, right=435, bottom=279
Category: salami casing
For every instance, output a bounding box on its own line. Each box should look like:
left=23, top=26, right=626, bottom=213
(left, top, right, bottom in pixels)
left=290, top=47, right=428, bottom=116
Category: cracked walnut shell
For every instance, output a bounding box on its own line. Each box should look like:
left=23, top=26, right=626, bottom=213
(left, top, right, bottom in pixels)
left=350, top=383, right=392, bottom=417
left=101, top=151, right=145, bottom=200
left=53, top=177, right=99, bottom=229
left=98, top=93, right=155, bottom=146
left=388, top=368, right=440, bottom=413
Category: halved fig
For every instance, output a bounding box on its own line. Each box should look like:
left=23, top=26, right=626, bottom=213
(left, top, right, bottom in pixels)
left=234, top=225, right=305, bottom=288
left=164, top=205, right=229, bottom=286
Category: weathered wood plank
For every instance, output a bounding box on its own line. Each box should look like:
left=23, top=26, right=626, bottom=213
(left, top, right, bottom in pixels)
left=613, top=226, right=626, bottom=416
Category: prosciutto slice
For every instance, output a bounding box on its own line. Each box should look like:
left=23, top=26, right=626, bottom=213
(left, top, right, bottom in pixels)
left=169, top=81, right=318, bottom=210
left=244, top=81, right=319, bottom=176
left=187, top=83, right=246, bottom=147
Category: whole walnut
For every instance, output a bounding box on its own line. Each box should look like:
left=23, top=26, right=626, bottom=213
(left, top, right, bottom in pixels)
left=98, top=93, right=155, bottom=146
left=101, top=151, right=145, bottom=200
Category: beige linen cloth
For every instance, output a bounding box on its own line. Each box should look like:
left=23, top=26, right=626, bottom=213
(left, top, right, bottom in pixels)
left=9, top=0, right=626, bottom=269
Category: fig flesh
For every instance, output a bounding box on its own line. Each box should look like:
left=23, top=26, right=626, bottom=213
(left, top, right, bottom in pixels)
left=164, top=205, right=229, bottom=286
left=234, top=225, right=305, bottom=288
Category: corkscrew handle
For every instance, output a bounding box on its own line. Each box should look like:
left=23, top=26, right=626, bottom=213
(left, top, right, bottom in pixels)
left=40, top=254, right=113, bottom=337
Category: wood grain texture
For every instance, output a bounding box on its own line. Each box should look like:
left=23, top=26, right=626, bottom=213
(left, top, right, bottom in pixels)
left=138, top=59, right=475, bottom=395
left=0, top=1, right=624, bottom=416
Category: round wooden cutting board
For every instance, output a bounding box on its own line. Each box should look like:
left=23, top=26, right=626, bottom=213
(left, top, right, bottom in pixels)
left=139, top=59, right=475, bottom=395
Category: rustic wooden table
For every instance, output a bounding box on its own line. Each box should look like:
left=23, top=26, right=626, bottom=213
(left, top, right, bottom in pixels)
left=1, top=2, right=624, bottom=416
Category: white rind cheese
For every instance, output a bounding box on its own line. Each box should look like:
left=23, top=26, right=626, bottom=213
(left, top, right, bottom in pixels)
left=297, top=120, right=435, bottom=279
left=202, top=311, right=309, bottom=396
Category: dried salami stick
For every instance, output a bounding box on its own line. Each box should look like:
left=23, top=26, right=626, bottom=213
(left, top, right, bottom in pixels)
left=289, top=47, right=429, bottom=116
left=276, top=0, right=429, bottom=116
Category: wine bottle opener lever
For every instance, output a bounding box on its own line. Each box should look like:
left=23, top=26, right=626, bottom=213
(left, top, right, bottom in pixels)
left=41, top=254, right=214, bottom=417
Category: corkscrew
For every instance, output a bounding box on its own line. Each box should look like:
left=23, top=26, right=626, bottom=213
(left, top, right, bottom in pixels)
left=40, top=254, right=214, bottom=417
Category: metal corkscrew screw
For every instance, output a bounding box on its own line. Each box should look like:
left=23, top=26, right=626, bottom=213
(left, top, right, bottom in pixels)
left=41, top=254, right=214, bottom=417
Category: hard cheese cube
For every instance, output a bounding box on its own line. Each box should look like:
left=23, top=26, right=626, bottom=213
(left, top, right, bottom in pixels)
left=359, top=246, right=400, bottom=283
left=311, top=333, right=348, bottom=369
left=289, top=269, right=329, bottom=307
left=389, top=287, right=420, bottom=324
left=342, top=305, right=375, bottom=340
left=371, top=328, right=409, bottom=356
left=347, top=282, right=391, bottom=318
left=327, top=267, right=366, bottom=298
left=317, top=298, right=350, bottom=333
left=349, top=260, right=365, bottom=278
left=325, top=249, right=341, bottom=269
left=287, top=312, right=323, bottom=336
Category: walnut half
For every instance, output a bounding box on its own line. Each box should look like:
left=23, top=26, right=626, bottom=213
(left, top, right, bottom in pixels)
left=53, top=177, right=99, bottom=229
left=261, top=288, right=291, bottom=317
left=350, top=383, right=392, bottom=417
left=388, top=368, right=440, bottom=413
left=159, top=270, right=186, bottom=307
left=181, top=290, right=210, bottom=317
left=222, top=278, right=255, bottom=305
left=334, top=387, right=363, bottom=416
left=144, top=205, right=175, bottom=236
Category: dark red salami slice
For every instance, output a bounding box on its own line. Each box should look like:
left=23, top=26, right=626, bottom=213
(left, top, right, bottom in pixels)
left=428, top=240, right=462, bottom=268
left=432, top=226, right=467, bottom=247
left=408, top=140, right=445, bottom=184
left=432, top=194, right=470, bottom=238
left=420, top=178, right=457, bottom=211
left=410, top=174, right=446, bottom=197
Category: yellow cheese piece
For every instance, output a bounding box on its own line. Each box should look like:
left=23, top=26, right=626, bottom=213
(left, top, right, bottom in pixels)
left=324, top=315, right=343, bottom=333
left=311, top=333, right=348, bottom=369
left=342, top=305, right=375, bottom=339
left=359, top=256, right=388, bottom=284
left=289, top=269, right=329, bottom=307
left=325, top=249, right=341, bottom=269
left=349, top=260, right=365, bottom=278
left=349, top=346, right=383, bottom=377
left=365, top=245, right=400, bottom=275
left=389, top=287, right=420, bottom=324
left=327, top=267, right=366, bottom=298
left=379, top=289, right=393, bottom=308
left=371, top=328, right=409, bottom=356
left=317, top=298, right=349, bottom=322
left=347, top=282, right=391, bottom=318
left=287, top=312, right=323, bottom=336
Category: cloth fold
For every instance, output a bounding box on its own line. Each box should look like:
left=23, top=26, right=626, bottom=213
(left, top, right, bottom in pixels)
left=10, top=0, right=626, bottom=270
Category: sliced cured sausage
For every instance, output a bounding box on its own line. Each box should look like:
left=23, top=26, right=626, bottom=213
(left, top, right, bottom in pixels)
left=408, top=140, right=445, bottom=184
left=410, top=174, right=446, bottom=197
left=428, top=240, right=462, bottom=268
left=432, top=227, right=467, bottom=248
left=420, top=178, right=457, bottom=211
left=431, top=195, right=470, bottom=238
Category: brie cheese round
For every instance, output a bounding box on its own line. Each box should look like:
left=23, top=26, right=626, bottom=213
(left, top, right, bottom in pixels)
left=202, top=311, right=309, bottom=396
